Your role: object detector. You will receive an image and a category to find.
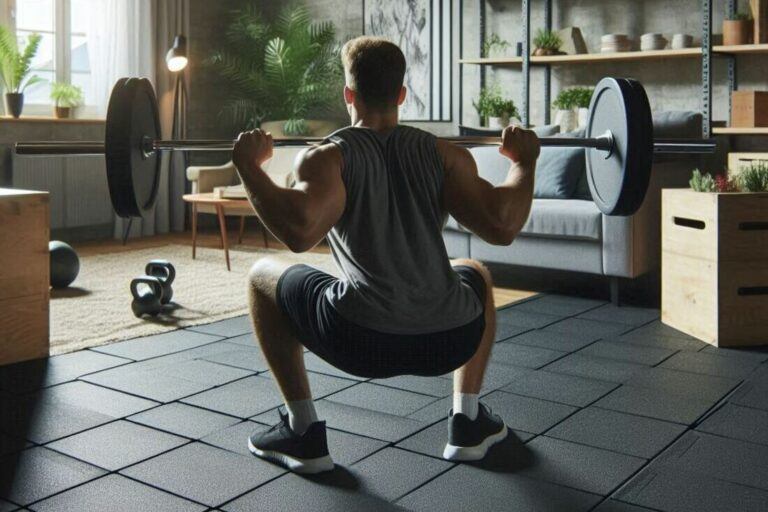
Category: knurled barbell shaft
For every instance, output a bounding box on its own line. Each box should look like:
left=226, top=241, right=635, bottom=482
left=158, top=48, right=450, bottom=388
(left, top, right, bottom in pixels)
left=14, top=134, right=716, bottom=156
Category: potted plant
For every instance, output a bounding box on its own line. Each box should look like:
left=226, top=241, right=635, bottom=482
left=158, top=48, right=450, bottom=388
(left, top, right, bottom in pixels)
left=533, top=28, right=563, bottom=56
left=0, top=26, right=43, bottom=118
left=552, top=87, right=594, bottom=130
left=723, top=11, right=754, bottom=45
left=50, top=82, right=83, bottom=119
left=209, top=5, right=344, bottom=136
left=482, top=33, right=511, bottom=58
left=473, top=85, right=518, bottom=129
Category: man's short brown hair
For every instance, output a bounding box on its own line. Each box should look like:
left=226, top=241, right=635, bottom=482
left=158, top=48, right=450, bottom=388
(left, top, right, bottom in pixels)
left=341, top=36, right=406, bottom=110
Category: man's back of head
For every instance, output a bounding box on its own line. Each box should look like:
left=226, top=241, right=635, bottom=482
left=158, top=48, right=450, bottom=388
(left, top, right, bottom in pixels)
left=341, top=36, right=406, bottom=112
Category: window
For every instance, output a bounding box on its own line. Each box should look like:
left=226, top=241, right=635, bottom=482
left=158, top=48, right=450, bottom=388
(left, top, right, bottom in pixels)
left=2, top=0, right=96, bottom=117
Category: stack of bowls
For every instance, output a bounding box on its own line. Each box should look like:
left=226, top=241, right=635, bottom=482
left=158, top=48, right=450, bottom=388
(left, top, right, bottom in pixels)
left=671, top=34, right=694, bottom=49
left=601, top=34, right=632, bottom=53
left=640, top=33, right=668, bottom=51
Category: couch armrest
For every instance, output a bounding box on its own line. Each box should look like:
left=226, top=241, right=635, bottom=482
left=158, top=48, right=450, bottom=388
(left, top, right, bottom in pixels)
left=602, top=158, right=699, bottom=277
left=186, top=162, right=238, bottom=194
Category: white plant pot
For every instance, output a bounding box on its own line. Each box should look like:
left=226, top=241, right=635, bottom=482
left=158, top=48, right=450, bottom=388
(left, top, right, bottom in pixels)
left=487, top=116, right=509, bottom=130
left=577, top=108, right=590, bottom=128
left=554, top=109, right=578, bottom=132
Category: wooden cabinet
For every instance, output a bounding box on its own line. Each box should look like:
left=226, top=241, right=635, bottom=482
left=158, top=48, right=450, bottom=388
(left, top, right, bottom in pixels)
left=662, top=189, right=768, bottom=347
left=0, top=188, right=50, bottom=365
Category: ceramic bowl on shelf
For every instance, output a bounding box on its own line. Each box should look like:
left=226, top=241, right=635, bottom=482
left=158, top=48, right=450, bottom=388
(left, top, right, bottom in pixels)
left=601, top=34, right=632, bottom=53
left=640, top=33, right=668, bottom=51
left=671, top=33, right=694, bottom=49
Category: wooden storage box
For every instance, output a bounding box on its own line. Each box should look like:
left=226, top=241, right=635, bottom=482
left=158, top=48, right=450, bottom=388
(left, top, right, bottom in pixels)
left=662, top=189, right=768, bottom=347
left=731, top=91, right=768, bottom=128
left=0, top=189, right=50, bottom=365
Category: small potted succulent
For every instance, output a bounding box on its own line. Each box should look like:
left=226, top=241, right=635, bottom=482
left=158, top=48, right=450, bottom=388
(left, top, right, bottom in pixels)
left=723, top=11, right=754, bottom=46
left=552, top=87, right=594, bottom=131
left=482, top=33, right=511, bottom=58
left=50, top=82, right=83, bottom=118
left=0, top=27, right=43, bottom=118
left=533, top=28, right=563, bottom=56
left=473, top=86, right=518, bottom=129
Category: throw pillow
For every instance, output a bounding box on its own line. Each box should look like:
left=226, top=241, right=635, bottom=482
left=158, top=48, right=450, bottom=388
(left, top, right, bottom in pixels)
left=534, top=128, right=586, bottom=199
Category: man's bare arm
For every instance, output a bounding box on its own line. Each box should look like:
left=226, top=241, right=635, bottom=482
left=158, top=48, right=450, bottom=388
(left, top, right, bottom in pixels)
left=233, top=131, right=346, bottom=253
left=440, top=126, right=539, bottom=246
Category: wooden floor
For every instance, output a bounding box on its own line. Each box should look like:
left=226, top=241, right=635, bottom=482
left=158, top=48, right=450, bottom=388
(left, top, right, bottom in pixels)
left=74, top=228, right=536, bottom=307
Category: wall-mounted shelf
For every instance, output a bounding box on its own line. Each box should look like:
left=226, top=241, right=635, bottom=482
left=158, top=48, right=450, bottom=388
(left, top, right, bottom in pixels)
left=532, top=48, right=702, bottom=64
left=460, top=48, right=702, bottom=67
left=712, top=127, right=768, bottom=135
left=713, top=43, right=768, bottom=55
left=459, top=56, right=522, bottom=66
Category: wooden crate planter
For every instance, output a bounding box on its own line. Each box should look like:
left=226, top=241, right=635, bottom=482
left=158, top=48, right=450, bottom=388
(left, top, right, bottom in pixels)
left=662, top=189, right=768, bottom=347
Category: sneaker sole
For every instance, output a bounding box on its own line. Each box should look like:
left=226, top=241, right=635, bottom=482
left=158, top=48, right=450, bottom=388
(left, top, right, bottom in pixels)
left=442, top=423, right=508, bottom=461
left=248, top=437, right=335, bottom=474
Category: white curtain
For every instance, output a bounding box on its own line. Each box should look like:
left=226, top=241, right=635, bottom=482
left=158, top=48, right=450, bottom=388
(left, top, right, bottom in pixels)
left=87, top=0, right=154, bottom=116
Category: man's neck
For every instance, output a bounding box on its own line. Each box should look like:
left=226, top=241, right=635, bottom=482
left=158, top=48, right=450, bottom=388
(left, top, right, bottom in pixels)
left=353, top=108, right=399, bottom=132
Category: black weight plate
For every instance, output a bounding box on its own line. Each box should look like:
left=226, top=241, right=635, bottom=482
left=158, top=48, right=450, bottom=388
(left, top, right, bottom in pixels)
left=105, top=77, right=161, bottom=218
left=586, top=77, right=652, bottom=216
left=621, top=78, right=654, bottom=216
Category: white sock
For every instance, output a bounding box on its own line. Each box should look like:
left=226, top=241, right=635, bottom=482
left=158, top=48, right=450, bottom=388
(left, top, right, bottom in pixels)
left=453, top=393, right=479, bottom=420
left=285, top=399, right=319, bottom=435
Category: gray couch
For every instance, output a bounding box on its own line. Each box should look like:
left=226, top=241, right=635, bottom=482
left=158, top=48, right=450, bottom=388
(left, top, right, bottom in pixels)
left=444, top=113, right=703, bottom=302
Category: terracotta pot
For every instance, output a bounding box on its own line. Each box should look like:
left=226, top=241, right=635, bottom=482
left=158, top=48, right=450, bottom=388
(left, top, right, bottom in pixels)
left=723, top=19, right=754, bottom=46
left=4, top=93, right=24, bottom=118
left=260, top=119, right=344, bottom=138
left=54, top=106, right=71, bottom=119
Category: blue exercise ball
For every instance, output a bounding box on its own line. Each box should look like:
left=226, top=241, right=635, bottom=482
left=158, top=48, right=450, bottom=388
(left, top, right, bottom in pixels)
left=49, top=241, right=80, bottom=288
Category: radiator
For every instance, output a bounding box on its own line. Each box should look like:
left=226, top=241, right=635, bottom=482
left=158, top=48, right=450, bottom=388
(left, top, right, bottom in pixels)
left=12, top=155, right=114, bottom=230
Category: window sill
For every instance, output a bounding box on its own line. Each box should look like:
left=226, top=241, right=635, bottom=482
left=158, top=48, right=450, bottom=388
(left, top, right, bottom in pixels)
left=0, top=116, right=105, bottom=124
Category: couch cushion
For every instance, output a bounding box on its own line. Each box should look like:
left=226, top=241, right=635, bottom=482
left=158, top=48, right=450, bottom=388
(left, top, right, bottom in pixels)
left=520, top=199, right=602, bottom=241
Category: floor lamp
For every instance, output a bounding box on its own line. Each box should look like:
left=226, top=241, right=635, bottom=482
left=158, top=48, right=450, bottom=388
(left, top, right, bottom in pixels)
left=121, top=35, right=189, bottom=245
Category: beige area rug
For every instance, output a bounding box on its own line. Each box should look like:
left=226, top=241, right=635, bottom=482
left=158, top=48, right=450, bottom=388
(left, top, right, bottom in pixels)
left=50, top=245, right=333, bottom=355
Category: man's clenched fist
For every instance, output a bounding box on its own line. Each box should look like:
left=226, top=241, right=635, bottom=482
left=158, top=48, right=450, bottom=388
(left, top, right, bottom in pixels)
left=233, top=129, right=274, bottom=172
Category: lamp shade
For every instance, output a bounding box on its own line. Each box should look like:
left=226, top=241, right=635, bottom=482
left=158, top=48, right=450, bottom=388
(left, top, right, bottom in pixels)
left=166, top=35, right=188, bottom=72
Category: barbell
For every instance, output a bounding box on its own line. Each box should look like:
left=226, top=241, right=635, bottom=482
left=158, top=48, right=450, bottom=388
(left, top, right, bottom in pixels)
left=15, top=76, right=716, bottom=219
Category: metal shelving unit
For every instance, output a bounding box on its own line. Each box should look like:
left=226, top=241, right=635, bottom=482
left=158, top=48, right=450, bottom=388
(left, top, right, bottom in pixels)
left=458, top=0, right=768, bottom=138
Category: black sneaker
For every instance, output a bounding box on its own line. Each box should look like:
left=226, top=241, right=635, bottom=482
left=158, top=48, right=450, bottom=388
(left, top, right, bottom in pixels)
left=248, top=408, right=334, bottom=474
left=443, top=403, right=508, bottom=461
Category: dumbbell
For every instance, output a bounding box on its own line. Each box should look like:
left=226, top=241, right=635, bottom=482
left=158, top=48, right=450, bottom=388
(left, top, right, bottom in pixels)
left=131, top=276, right=164, bottom=317
left=146, top=260, right=175, bottom=304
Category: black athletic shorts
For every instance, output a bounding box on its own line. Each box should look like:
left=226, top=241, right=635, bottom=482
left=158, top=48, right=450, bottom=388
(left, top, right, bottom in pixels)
left=276, top=264, right=487, bottom=379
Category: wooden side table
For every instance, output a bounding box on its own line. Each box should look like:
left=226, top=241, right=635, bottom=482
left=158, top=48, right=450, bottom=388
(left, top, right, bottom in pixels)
left=0, top=188, right=50, bottom=365
left=182, top=193, right=267, bottom=271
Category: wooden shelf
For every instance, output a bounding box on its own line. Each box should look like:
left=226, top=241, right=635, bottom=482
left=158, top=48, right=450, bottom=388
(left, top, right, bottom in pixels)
left=0, top=116, right=104, bottom=124
left=712, top=127, right=768, bottom=135
left=459, top=56, right=522, bottom=66
left=460, top=48, right=702, bottom=67
left=713, top=43, right=768, bottom=55
left=532, top=48, right=702, bottom=64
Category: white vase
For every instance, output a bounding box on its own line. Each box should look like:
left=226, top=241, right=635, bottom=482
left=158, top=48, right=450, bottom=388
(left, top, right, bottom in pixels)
left=554, top=109, right=578, bottom=132
left=577, top=108, right=590, bottom=128
left=487, top=116, right=509, bottom=130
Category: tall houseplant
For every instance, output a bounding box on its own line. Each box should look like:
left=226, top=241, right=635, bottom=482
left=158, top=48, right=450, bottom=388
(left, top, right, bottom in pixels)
left=209, top=5, right=344, bottom=136
left=0, top=26, right=43, bottom=118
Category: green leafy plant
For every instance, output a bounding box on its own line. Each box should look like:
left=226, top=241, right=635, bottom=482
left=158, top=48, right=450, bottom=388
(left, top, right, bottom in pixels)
left=736, top=160, right=768, bottom=192
left=690, top=169, right=717, bottom=192
left=552, top=87, right=594, bottom=110
left=50, top=82, right=83, bottom=108
left=726, top=11, right=753, bottom=21
left=473, top=85, right=518, bottom=121
left=208, top=5, right=343, bottom=135
left=0, top=26, right=44, bottom=93
left=482, top=33, right=511, bottom=58
left=533, top=29, right=562, bottom=52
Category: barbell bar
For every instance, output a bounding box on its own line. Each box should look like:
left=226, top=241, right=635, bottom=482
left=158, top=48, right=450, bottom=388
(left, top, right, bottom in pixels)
left=13, top=76, right=717, bottom=219
left=15, top=134, right=715, bottom=156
